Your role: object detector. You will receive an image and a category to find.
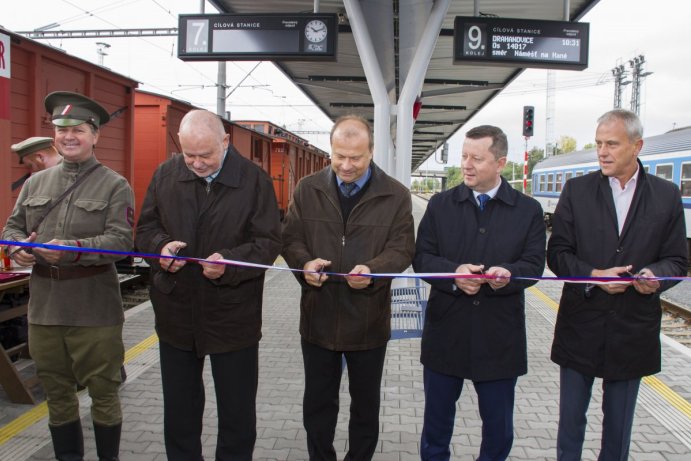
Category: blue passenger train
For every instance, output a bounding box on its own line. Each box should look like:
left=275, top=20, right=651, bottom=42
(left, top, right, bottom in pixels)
left=531, top=126, right=691, bottom=240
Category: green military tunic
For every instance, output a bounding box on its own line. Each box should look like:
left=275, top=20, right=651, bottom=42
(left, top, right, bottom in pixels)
left=2, top=155, right=134, bottom=326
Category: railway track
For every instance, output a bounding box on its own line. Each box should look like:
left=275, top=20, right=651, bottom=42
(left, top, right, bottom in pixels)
left=119, top=275, right=150, bottom=310
left=661, top=299, right=691, bottom=348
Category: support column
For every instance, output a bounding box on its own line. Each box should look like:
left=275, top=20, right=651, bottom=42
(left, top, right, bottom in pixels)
left=343, top=0, right=392, bottom=173
left=395, top=0, right=450, bottom=186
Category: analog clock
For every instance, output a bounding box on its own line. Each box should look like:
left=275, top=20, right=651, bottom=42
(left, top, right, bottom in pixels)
left=305, top=19, right=327, bottom=43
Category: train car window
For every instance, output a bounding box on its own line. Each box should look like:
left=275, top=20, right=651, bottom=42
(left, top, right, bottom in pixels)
left=565, top=172, right=573, bottom=183
left=643, top=165, right=650, bottom=174
left=547, top=173, right=554, bottom=192
left=575, top=170, right=583, bottom=177
left=535, top=175, right=541, bottom=192
left=655, top=164, right=673, bottom=182
left=555, top=173, right=563, bottom=192
left=253, top=139, right=263, bottom=162
left=681, top=163, right=691, bottom=197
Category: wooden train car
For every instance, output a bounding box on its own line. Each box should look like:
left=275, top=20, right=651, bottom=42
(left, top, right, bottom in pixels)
left=235, top=121, right=330, bottom=217
left=134, top=94, right=330, bottom=221
left=0, top=27, right=138, bottom=226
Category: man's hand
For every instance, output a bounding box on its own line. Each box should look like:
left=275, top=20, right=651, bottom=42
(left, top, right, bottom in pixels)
left=592, top=265, right=632, bottom=294
left=454, top=263, right=485, bottom=295
left=303, top=258, right=331, bottom=287
left=9, top=232, right=37, bottom=267
left=486, top=266, right=511, bottom=290
left=32, top=238, right=67, bottom=265
left=632, top=268, right=660, bottom=295
left=160, top=241, right=187, bottom=273
left=200, top=252, right=225, bottom=280
left=345, top=265, right=372, bottom=290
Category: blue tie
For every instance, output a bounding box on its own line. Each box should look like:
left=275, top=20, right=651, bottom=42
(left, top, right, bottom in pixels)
left=341, top=182, right=358, bottom=197
left=478, top=194, right=490, bottom=211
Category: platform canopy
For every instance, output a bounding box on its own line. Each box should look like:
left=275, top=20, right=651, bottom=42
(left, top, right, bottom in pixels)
left=209, top=0, right=600, bottom=182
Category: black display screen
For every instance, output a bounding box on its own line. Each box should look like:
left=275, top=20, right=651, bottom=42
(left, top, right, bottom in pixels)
left=453, top=16, right=589, bottom=70
left=178, top=13, right=337, bottom=61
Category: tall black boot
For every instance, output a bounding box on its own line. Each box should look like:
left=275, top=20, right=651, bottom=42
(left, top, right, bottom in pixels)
left=48, top=420, right=84, bottom=461
left=93, top=422, right=121, bottom=461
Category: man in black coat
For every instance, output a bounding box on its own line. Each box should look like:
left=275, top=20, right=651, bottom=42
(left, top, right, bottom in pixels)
left=547, top=109, right=687, bottom=461
left=135, top=109, right=282, bottom=461
left=414, top=125, right=545, bottom=460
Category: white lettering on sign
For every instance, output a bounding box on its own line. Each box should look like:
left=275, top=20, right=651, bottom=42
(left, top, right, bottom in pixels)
left=0, top=33, right=10, bottom=79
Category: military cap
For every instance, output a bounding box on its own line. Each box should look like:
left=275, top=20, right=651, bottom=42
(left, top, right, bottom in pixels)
left=44, top=91, right=110, bottom=128
left=11, top=136, right=54, bottom=164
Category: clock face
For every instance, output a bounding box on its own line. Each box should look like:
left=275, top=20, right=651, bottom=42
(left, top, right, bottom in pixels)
left=305, top=19, right=327, bottom=43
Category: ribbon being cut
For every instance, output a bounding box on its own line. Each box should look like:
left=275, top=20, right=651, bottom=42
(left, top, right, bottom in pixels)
left=1, top=239, right=687, bottom=284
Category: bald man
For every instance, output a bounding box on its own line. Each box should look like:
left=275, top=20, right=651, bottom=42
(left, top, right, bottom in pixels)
left=135, top=110, right=282, bottom=461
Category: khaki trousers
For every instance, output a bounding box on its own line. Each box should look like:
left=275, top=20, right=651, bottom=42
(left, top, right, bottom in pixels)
left=29, top=324, right=124, bottom=425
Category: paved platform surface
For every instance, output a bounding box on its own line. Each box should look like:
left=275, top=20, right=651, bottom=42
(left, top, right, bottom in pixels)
left=1, top=264, right=690, bottom=460
left=1, top=195, right=690, bottom=459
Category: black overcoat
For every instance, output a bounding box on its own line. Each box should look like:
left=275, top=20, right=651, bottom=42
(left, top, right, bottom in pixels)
left=413, top=178, right=546, bottom=381
left=547, top=161, right=687, bottom=379
left=135, top=147, right=282, bottom=356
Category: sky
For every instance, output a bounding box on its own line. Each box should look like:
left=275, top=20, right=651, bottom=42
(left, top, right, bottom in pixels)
left=2, top=0, right=690, bottom=168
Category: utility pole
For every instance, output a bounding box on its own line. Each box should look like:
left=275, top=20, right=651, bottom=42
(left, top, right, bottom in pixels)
left=96, top=42, right=110, bottom=66
left=611, top=64, right=629, bottom=109
left=545, top=71, right=556, bottom=157
left=629, top=55, right=652, bottom=116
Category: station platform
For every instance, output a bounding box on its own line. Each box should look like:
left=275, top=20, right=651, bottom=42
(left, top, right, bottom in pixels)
left=0, top=260, right=690, bottom=460
left=1, top=191, right=690, bottom=460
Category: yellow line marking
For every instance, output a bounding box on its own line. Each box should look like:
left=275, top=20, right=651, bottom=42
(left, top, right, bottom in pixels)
left=643, top=375, right=691, bottom=418
left=0, top=333, right=159, bottom=446
left=0, top=402, right=49, bottom=445
left=529, top=286, right=559, bottom=311
left=529, top=285, right=691, bottom=420
left=124, top=333, right=158, bottom=362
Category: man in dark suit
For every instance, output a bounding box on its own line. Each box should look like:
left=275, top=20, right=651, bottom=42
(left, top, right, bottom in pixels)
left=413, top=125, right=546, bottom=460
left=136, top=109, right=282, bottom=460
left=547, top=109, right=687, bottom=461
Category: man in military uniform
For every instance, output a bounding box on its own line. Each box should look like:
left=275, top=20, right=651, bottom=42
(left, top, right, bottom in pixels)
left=2, top=91, right=134, bottom=461
left=10, top=136, right=127, bottom=386
left=11, top=136, right=62, bottom=173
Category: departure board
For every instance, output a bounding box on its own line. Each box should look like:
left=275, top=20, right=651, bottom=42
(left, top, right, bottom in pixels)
left=453, top=16, right=589, bottom=70
left=178, top=13, right=337, bottom=61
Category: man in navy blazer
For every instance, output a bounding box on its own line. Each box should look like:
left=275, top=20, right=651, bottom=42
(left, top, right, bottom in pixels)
left=547, top=109, right=687, bottom=460
left=414, top=125, right=546, bottom=460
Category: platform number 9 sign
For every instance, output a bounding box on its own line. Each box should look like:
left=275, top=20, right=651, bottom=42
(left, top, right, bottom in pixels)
left=463, top=23, right=487, bottom=57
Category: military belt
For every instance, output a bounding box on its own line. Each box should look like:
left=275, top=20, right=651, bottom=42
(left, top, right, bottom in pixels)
left=32, top=264, right=111, bottom=281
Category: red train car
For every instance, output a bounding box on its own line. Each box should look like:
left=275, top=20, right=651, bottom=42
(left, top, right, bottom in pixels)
left=134, top=91, right=279, bottom=221
left=133, top=94, right=329, bottom=221
left=235, top=121, right=330, bottom=217
left=0, top=27, right=138, bottom=225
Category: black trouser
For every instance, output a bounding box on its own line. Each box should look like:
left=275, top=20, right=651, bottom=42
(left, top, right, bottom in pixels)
left=301, top=339, right=387, bottom=461
left=159, top=340, right=258, bottom=461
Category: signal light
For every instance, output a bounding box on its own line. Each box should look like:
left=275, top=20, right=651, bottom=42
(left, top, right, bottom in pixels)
left=522, top=106, right=534, bottom=137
